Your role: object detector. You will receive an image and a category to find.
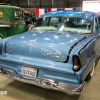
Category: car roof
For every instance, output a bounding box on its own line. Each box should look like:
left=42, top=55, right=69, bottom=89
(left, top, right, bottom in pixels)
left=43, top=10, right=99, bottom=23
left=0, top=5, right=24, bottom=10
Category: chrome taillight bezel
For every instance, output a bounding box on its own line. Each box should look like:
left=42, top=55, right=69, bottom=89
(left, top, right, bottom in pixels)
left=72, top=55, right=81, bottom=71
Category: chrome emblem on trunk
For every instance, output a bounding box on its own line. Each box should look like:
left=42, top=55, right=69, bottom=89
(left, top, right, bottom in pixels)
left=41, top=49, right=62, bottom=58
left=29, top=38, right=38, bottom=51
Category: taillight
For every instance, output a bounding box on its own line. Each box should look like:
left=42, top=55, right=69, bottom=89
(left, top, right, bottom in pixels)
left=73, top=56, right=81, bottom=71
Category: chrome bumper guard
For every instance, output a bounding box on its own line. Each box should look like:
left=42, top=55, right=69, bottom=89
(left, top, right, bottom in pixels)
left=0, top=68, right=86, bottom=95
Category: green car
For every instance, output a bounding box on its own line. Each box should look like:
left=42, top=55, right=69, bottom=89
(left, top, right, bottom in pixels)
left=0, top=5, right=26, bottom=39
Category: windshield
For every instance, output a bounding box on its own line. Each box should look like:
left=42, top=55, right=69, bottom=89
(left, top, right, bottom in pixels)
left=33, top=16, right=92, bottom=34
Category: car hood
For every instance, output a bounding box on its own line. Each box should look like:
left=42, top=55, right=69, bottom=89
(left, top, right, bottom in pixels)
left=5, top=31, right=86, bottom=62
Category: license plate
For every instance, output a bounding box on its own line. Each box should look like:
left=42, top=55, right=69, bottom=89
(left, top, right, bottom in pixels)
left=22, top=67, right=37, bottom=79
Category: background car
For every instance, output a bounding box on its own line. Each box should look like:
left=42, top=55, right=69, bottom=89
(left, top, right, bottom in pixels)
left=0, top=5, right=32, bottom=39
left=0, top=10, right=100, bottom=95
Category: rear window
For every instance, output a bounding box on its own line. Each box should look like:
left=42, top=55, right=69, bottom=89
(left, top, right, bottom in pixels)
left=33, top=16, right=92, bottom=34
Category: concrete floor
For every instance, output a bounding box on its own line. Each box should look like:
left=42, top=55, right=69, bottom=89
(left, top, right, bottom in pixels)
left=0, top=61, right=100, bottom=100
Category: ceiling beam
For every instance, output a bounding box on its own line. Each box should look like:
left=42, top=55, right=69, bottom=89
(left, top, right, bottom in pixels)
left=0, top=0, right=12, bottom=5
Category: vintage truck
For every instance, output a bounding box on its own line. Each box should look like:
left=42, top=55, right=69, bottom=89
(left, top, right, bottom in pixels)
left=0, top=5, right=27, bottom=39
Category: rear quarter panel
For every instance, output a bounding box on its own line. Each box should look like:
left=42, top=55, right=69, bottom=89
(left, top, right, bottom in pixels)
left=70, top=34, right=100, bottom=82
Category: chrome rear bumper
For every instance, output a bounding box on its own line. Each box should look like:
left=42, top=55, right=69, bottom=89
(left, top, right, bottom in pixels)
left=0, top=68, right=86, bottom=95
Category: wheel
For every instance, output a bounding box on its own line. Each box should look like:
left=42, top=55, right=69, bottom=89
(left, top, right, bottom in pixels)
left=25, top=24, right=34, bottom=31
left=86, top=62, right=95, bottom=81
left=95, top=56, right=99, bottom=66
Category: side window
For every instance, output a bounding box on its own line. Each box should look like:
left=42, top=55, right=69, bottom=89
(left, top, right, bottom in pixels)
left=15, top=10, right=23, bottom=21
left=94, top=17, right=98, bottom=32
left=98, top=16, right=100, bottom=30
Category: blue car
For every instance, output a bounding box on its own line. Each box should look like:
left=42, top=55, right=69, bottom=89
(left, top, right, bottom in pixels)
left=0, top=10, right=100, bottom=95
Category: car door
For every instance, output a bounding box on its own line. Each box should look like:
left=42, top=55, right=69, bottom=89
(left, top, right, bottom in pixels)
left=92, top=16, right=100, bottom=57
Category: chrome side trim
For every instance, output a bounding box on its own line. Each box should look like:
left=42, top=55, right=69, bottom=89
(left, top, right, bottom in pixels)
left=0, top=68, right=86, bottom=95
left=65, top=36, right=87, bottom=63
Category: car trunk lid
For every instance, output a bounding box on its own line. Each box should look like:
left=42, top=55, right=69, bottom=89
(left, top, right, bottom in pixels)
left=5, top=31, right=86, bottom=62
